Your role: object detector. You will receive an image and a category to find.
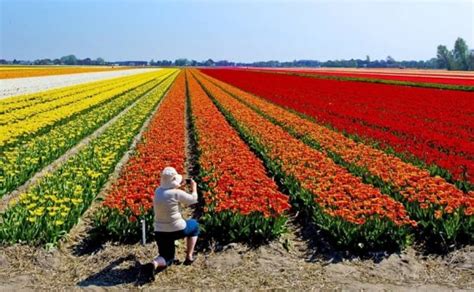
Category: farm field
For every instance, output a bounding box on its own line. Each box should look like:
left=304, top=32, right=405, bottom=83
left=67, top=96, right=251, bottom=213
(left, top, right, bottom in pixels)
left=0, top=65, right=133, bottom=79
left=254, top=67, right=474, bottom=87
left=0, top=67, right=472, bottom=289
left=280, top=67, right=474, bottom=76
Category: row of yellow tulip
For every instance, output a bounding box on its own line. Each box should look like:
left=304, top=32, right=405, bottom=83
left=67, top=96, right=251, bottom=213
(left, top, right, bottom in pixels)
left=1, top=69, right=177, bottom=197
left=1, top=75, right=146, bottom=125
left=0, top=70, right=170, bottom=148
left=0, top=70, right=179, bottom=245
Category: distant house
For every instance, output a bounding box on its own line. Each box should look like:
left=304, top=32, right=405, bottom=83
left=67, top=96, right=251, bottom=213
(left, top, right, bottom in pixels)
left=113, top=61, right=148, bottom=66
left=19, top=60, right=32, bottom=65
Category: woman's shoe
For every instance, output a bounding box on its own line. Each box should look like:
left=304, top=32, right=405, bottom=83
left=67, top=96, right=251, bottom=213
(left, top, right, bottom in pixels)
left=172, top=259, right=182, bottom=265
left=140, top=263, right=155, bottom=282
left=183, top=258, right=195, bottom=266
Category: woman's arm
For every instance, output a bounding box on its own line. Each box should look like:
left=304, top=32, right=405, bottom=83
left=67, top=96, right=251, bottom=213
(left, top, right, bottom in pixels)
left=176, top=181, right=198, bottom=206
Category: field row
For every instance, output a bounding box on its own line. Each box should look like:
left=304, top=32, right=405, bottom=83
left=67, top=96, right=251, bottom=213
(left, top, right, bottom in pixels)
left=1, top=70, right=171, bottom=147
left=257, top=68, right=474, bottom=87
left=1, top=71, right=155, bottom=124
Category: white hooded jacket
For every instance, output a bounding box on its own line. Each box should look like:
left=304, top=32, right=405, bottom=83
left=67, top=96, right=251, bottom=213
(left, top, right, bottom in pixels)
left=153, top=167, right=198, bottom=232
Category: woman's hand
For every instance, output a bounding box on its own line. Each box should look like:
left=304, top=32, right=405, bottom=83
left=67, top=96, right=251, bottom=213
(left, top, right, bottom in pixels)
left=191, top=179, right=197, bottom=193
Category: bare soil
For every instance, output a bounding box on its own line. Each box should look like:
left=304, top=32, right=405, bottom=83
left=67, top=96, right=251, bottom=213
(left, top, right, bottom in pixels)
left=1, top=217, right=473, bottom=290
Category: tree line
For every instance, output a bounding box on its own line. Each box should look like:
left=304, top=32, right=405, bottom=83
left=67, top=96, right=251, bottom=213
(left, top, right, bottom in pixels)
left=437, top=38, right=473, bottom=70
left=158, top=56, right=440, bottom=69
left=1, top=37, right=472, bottom=70
left=154, top=37, right=473, bottom=70
left=0, top=55, right=106, bottom=66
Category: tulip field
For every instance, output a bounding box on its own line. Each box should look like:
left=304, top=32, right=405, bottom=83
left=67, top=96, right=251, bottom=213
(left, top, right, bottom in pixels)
left=0, top=67, right=473, bottom=252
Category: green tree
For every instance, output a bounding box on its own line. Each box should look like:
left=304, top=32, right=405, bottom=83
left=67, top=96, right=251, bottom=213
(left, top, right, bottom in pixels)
left=349, top=59, right=357, bottom=67
left=95, top=57, right=105, bottom=65
left=468, top=51, right=474, bottom=71
left=60, top=55, right=78, bottom=65
left=174, top=58, right=189, bottom=66
left=453, top=37, right=469, bottom=70
left=204, top=59, right=215, bottom=66
left=436, top=45, right=453, bottom=70
left=386, top=55, right=396, bottom=66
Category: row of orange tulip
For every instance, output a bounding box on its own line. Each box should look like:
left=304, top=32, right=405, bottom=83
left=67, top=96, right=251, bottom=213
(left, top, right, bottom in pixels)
left=187, top=71, right=290, bottom=242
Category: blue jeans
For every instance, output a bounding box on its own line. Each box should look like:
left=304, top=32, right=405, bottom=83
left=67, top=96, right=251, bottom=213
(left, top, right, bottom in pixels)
left=154, top=219, right=199, bottom=265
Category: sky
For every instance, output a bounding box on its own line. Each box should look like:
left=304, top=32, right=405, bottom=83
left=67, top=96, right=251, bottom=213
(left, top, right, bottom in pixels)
left=1, top=0, right=473, bottom=62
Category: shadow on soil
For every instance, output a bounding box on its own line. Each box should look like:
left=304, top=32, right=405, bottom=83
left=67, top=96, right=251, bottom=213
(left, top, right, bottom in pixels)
left=296, top=217, right=392, bottom=264
left=76, top=252, right=170, bottom=287
left=70, top=230, right=109, bottom=256
left=77, top=254, right=140, bottom=287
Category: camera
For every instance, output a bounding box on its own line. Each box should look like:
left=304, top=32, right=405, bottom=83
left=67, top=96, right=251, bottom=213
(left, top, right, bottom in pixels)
left=185, top=178, right=193, bottom=184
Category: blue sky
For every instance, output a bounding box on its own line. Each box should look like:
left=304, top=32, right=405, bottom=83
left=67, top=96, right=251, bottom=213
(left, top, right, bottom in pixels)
left=1, top=0, right=473, bottom=62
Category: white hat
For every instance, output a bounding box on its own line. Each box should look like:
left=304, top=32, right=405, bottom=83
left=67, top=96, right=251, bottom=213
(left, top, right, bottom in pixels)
left=160, top=167, right=183, bottom=189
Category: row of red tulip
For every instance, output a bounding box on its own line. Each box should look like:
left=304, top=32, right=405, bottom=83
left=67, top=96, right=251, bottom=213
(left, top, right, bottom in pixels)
left=200, top=69, right=474, bottom=184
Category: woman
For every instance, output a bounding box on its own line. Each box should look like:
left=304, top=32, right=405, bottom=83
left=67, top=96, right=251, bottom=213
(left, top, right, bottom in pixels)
left=143, top=167, right=199, bottom=278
